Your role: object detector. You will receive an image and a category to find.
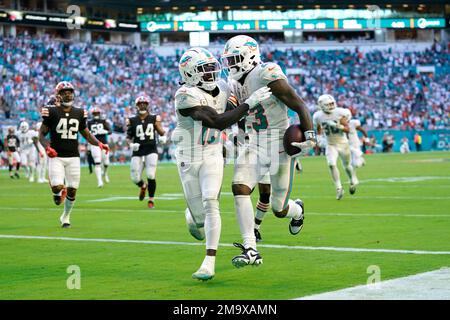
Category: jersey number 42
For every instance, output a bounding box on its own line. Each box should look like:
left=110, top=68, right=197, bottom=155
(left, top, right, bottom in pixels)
left=56, top=118, right=79, bottom=139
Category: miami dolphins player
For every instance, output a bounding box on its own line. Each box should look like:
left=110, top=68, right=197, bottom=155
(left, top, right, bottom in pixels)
left=313, top=94, right=359, bottom=200
left=173, top=47, right=272, bottom=281
left=222, top=35, right=316, bottom=268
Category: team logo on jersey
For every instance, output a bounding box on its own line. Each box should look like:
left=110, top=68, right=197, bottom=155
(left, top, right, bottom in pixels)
left=200, top=99, right=208, bottom=106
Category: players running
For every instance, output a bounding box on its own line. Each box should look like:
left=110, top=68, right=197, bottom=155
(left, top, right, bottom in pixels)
left=5, top=127, right=21, bottom=179
left=348, top=110, right=368, bottom=169
left=17, top=121, right=40, bottom=182
left=173, top=47, right=272, bottom=280
left=39, top=81, right=109, bottom=228
left=221, top=35, right=315, bottom=268
left=313, top=94, right=359, bottom=200
left=126, top=95, right=166, bottom=208
left=88, top=107, right=112, bottom=187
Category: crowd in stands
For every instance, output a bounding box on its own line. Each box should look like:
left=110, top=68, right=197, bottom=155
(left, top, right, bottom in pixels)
left=1, top=34, right=448, bottom=160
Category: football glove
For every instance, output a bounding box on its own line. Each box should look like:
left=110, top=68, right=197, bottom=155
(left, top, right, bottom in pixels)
left=326, top=120, right=344, bottom=131
left=130, top=143, right=140, bottom=152
left=45, top=146, right=58, bottom=158
left=245, top=86, right=272, bottom=109
left=98, top=142, right=109, bottom=154
left=159, top=135, right=167, bottom=144
left=290, top=130, right=317, bottom=158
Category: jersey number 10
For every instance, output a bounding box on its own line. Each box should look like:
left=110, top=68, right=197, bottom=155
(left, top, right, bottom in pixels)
left=136, top=124, right=154, bottom=140
left=56, top=118, right=79, bottom=139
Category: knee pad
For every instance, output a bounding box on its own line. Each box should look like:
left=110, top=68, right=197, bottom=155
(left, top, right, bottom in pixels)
left=130, top=171, right=141, bottom=184
left=202, top=198, right=220, bottom=217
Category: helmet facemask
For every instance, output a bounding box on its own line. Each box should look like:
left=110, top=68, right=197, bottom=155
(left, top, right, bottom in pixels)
left=137, top=102, right=149, bottom=115
left=221, top=54, right=246, bottom=81
left=58, top=89, right=74, bottom=107
left=197, top=61, right=221, bottom=91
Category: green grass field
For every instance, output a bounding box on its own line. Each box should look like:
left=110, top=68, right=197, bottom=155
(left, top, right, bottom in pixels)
left=1, top=151, right=449, bottom=300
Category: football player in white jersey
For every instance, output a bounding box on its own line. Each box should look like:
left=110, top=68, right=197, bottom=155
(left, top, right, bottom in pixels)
left=347, top=110, right=368, bottom=168
left=17, top=121, right=40, bottom=182
left=221, top=35, right=316, bottom=268
left=35, top=122, right=48, bottom=183
left=313, top=94, right=359, bottom=200
left=173, top=47, right=272, bottom=281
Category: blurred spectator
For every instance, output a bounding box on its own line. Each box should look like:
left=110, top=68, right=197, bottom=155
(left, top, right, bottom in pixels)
left=382, top=132, right=394, bottom=153
left=414, top=132, right=422, bottom=151
left=400, top=137, right=410, bottom=154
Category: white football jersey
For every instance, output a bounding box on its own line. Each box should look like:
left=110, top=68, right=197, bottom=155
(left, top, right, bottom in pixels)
left=228, top=62, right=289, bottom=142
left=18, top=130, right=38, bottom=151
left=173, top=80, right=230, bottom=161
left=313, top=108, right=351, bottom=145
left=348, top=119, right=362, bottom=148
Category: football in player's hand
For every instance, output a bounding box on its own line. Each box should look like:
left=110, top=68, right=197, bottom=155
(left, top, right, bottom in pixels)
left=283, top=124, right=305, bottom=156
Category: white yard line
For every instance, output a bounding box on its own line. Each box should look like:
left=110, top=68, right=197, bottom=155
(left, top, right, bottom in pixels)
left=296, top=268, right=450, bottom=300
left=1, top=234, right=450, bottom=255
left=1, top=207, right=449, bottom=218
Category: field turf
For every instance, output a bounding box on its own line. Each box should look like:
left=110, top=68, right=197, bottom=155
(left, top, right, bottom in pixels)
left=0, top=151, right=449, bottom=299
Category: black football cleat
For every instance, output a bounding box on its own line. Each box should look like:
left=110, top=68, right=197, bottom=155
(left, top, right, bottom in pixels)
left=139, top=184, right=147, bottom=201
left=14, top=172, right=20, bottom=179
left=254, top=228, right=262, bottom=242
left=231, top=243, right=263, bottom=268
left=61, top=223, right=71, bottom=228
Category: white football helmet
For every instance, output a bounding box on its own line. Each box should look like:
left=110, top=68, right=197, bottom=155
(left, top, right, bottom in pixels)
left=318, top=94, right=337, bottom=114
left=19, top=121, right=29, bottom=133
left=178, top=47, right=221, bottom=91
left=221, top=35, right=261, bottom=81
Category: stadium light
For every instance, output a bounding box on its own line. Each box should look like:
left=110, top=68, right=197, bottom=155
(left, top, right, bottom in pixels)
left=224, top=6, right=230, bottom=10
left=241, top=5, right=248, bottom=9
left=172, top=6, right=179, bottom=10
left=297, top=5, right=303, bottom=9
left=386, top=4, right=392, bottom=8
left=155, top=7, right=161, bottom=11
left=403, top=4, right=409, bottom=8
left=259, top=6, right=265, bottom=9
left=348, top=5, right=355, bottom=9
left=276, top=5, right=283, bottom=10
left=190, top=6, right=196, bottom=10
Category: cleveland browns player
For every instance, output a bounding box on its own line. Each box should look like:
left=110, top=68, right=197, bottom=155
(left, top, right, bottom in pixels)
left=87, top=107, right=112, bottom=187
left=126, top=95, right=165, bottom=208
left=5, top=127, right=21, bottom=179
left=39, top=81, right=109, bottom=228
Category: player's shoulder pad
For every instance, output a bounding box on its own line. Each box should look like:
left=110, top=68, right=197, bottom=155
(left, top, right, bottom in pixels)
left=175, top=86, right=204, bottom=110
left=260, top=62, right=287, bottom=83
left=40, top=106, right=50, bottom=118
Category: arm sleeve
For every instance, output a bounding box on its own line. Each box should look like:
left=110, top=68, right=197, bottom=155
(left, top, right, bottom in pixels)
left=79, top=109, right=88, bottom=131
left=126, top=118, right=133, bottom=140
left=41, top=107, right=51, bottom=126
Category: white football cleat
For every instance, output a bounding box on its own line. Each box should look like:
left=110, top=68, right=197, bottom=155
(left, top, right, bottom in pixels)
left=289, top=199, right=305, bottom=235
left=185, top=208, right=205, bottom=241
left=60, top=213, right=71, bottom=228
left=98, top=182, right=104, bottom=188
left=104, top=174, right=110, bottom=183
left=336, top=188, right=344, bottom=200
left=192, top=267, right=214, bottom=281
